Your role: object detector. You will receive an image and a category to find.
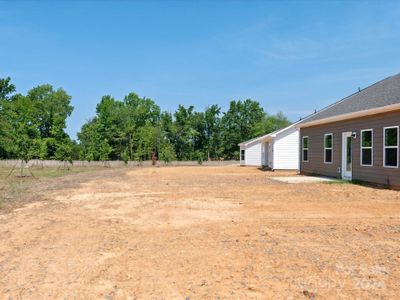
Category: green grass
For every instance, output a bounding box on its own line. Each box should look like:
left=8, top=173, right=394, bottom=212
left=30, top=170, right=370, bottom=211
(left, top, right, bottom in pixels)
left=0, top=166, right=105, bottom=179
left=0, top=165, right=107, bottom=210
left=322, top=178, right=391, bottom=189
left=323, top=179, right=353, bottom=185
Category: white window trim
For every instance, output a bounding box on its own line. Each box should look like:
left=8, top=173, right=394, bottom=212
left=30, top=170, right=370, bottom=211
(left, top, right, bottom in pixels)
left=324, top=133, right=333, bottom=164
left=383, top=126, right=399, bottom=168
left=360, top=129, right=373, bottom=167
left=302, top=136, right=309, bottom=162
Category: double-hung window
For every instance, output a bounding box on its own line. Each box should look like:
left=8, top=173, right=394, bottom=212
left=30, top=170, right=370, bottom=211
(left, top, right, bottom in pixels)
left=383, top=126, right=399, bottom=168
left=302, top=136, right=309, bottom=162
left=360, top=129, right=373, bottom=166
left=324, top=134, right=333, bottom=164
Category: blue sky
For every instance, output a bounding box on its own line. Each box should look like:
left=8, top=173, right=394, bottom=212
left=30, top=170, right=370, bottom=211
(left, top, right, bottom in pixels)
left=1, top=0, right=400, bottom=139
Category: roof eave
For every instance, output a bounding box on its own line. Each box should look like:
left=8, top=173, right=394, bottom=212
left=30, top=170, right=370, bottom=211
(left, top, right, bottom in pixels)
left=238, top=135, right=273, bottom=147
left=238, top=122, right=300, bottom=147
left=297, top=102, right=400, bottom=128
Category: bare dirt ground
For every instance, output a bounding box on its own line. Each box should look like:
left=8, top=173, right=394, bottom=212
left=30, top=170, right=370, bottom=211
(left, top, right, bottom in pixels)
left=1, top=166, right=400, bottom=299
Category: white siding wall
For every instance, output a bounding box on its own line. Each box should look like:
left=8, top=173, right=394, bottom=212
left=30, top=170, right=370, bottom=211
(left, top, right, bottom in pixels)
left=244, top=142, right=262, bottom=166
left=272, top=127, right=300, bottom=170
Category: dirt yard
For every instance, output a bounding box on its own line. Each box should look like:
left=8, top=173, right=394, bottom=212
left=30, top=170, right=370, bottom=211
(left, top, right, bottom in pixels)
left=1, top=166, right=400, bottom=299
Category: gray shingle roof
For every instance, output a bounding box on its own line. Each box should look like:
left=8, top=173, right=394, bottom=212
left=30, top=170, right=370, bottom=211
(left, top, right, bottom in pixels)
left=301, top=73, right=400, bottom=123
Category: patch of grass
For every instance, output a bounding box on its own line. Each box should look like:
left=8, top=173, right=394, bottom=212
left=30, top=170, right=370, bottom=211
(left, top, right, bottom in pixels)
left=350, top=179, right=391, bottom=189
left=323, top=179, right=371, bottom=185
left=323, top=179, right=353, bottom=185
left=0, top=166, right=109, bottom=211
left=322, top=178, right=392, bottom=189
left=0, top=166, right=105, bottom=179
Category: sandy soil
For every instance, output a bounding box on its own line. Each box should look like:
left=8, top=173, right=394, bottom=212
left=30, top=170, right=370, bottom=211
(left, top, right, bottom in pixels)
left=1, top=166, right=400, bottom=299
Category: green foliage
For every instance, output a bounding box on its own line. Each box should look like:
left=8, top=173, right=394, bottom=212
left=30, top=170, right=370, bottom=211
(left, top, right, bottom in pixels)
left=121, top=149, right=130, bottom=164
left=98, top=139, right=112, bottom=162
left=0, top=78, right=17, bottom=158
left=0, top=78, right=74, bottom=162
left=78, top=96, right=292, bottom=162
left=1, top=76, right=293, bottom=163
left=159, top=142, right=176, bottom=163
left=5, top=94, right=41, bottom=162
left=204, top=104, right=222, bottom=160
left=0, top=77, right=16, bottom=100
left=220, top=99, right=265, bottom=159
left=78, top=94, right=161, bottom=162
left=54, top=139, right=73, bottom=163
left=251, top=111, right=291, bottom=137
left=77, top=118, right=100, bottom=161
left=195, top=150, right=206, bottom=165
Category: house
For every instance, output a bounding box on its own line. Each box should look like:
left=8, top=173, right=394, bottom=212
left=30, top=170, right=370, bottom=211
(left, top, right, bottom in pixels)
left=238, top=123, right=300, bottom=170
left=297, top=73, right=400, bottom=187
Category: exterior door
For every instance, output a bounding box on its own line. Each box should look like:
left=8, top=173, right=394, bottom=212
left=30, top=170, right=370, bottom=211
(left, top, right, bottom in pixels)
left=264, top=142, right=269, bottom=166
left=262, top=142, right=267, bottom=166
left=342, top=132, right=353, bottom=180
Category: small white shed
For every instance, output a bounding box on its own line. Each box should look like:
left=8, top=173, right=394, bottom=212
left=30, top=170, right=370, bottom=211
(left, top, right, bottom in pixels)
left=238, top=124, right=300, bottom=170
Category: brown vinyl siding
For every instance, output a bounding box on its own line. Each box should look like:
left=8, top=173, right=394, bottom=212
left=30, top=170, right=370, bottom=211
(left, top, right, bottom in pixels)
left=300, top=109, right=400, bottom=186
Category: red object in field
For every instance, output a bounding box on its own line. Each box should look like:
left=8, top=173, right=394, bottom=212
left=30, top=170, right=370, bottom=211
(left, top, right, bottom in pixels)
left=151, top=151, right=157, bottom=166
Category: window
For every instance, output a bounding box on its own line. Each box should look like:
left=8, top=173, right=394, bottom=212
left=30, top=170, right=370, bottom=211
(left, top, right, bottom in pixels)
left=324, top=134, right=333, bottom=164
left=241, top=149, right=245, bottom=161
left=302, top=136, right=309, bottom=162
left=383, top=126, right=399, bottom=168
left=361, top=129, right=373, bottom=166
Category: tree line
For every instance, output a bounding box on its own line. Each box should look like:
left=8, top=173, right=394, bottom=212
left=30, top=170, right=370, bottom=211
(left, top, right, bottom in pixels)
left=0, top=77, right=291, bottom=163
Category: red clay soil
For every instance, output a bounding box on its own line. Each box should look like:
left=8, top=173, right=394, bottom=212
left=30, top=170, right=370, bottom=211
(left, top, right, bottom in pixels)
left=0, top=166, right=399, bottom=299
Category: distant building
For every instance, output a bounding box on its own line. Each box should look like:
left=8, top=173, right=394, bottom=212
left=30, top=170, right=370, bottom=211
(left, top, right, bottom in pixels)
left=238, top=123, right=300, bottom=170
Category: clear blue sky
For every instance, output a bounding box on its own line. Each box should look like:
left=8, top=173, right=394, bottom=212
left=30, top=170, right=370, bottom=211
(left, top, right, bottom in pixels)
left=2, top=0, right=400, bottom=139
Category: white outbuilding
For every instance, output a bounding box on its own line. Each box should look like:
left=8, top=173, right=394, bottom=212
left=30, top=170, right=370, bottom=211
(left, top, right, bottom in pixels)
left=238, top=123, right=300, bottom=170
